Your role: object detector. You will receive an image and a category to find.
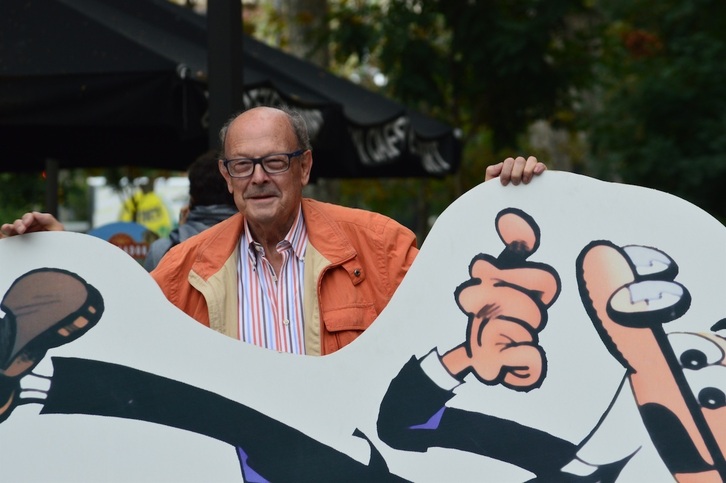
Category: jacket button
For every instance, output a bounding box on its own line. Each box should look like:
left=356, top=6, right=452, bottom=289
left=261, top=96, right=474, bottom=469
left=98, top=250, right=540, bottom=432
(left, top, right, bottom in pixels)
left=353, top=269, right=361, bottom=277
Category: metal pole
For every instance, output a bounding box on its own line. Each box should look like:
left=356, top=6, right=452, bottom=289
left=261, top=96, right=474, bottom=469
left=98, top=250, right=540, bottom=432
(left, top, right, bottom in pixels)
left=207, top=0, right=244, bottom=152
left=44, top=158, right=59, bottom=217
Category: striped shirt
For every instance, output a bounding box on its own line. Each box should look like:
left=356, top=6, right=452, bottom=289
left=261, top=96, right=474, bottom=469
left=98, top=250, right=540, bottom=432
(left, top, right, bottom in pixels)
left=237, top=207, right=308, bottom=354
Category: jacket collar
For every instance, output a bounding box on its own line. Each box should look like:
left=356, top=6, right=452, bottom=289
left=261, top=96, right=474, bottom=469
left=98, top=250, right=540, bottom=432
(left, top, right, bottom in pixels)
left=301, top=198, right=357, bottom=265
left=191, top=198, right=358, bottom=281
left=191, top=212, right=245, bottom=281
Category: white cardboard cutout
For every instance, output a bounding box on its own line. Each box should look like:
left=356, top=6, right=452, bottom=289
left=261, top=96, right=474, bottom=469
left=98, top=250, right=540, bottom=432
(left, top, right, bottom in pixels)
left=0, top=171, right=724, bottom=482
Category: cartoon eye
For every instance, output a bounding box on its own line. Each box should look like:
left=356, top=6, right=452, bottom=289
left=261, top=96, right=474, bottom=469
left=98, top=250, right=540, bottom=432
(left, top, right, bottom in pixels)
left=698, top=387, right=726, bottom=410
left=680, top=349, right=709, bottom=370
left=668, top=333, right=724, bottom=369
left=680, top=364, right=726, bottom=410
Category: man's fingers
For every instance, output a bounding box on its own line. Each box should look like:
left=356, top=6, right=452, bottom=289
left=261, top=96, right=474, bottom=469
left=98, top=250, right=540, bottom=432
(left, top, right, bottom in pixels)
left=486, top=156, right=546, bottom=186
left=26, top=212, right=64, bottom=232
left=508, top=157, right=527, bottom=185
left=2, top=215, right=33, bottom=236
left=1, top=219, right=27, bottom=236
left=484, top=162, right=504, bottom=182
left=1, top=212, right=64, bottom=237
left=497, top=158, right=516, bottom=185
left=522, top=156, right=546, bottom=184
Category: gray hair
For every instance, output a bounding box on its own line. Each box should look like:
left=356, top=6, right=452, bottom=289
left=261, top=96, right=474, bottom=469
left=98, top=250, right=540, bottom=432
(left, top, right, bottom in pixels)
left=218, top=106, right=312, bottom=157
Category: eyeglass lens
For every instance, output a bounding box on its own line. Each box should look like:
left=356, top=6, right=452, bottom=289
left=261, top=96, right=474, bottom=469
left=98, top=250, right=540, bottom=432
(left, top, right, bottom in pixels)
left=229, top=154, right=290, bottom=177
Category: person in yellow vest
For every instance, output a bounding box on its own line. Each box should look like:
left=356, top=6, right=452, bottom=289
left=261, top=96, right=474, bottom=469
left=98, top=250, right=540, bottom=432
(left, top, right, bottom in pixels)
left=119, top=181, right=173, bottom=238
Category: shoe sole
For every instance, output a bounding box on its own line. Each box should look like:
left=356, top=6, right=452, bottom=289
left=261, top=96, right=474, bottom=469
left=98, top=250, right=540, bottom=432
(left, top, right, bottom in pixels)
left=0, top=268, right=104, bottom=379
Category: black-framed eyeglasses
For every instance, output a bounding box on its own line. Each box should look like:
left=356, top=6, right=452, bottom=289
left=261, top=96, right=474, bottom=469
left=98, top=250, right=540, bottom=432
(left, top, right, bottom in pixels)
left=223, top=149, right=306, bottom=178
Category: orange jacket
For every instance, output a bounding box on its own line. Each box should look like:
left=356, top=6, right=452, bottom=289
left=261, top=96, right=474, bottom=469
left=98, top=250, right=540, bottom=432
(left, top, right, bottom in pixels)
left=151, top=198, right=418, bottom=355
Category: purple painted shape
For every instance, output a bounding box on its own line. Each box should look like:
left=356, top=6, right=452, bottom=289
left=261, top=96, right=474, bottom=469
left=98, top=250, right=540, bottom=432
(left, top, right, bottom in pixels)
left=409, top=406, right=446, bottom=430
left=236, top=447, right=270, bottom=483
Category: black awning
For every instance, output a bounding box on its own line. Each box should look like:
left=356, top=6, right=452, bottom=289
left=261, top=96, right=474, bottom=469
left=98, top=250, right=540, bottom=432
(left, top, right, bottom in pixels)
left=0, top=0, right=460, bottom=178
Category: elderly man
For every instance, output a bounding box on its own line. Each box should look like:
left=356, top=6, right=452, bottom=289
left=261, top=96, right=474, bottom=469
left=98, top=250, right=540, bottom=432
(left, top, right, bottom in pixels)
left=152, top=107, right=416, bottom=355
left=0, top=106, right=545, bottom=357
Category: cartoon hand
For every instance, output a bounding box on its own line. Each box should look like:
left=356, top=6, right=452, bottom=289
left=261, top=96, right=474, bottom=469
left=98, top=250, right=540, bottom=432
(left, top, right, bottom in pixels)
left=577, top=242, right=726, bottom=481
left=577, top=242, right=691, bottom=370
left=441, top=209, right=560, bottom=391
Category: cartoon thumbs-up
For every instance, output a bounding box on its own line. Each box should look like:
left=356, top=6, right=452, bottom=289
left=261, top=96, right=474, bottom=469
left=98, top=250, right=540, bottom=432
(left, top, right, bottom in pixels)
left=442, top=208, right=561, bottom=391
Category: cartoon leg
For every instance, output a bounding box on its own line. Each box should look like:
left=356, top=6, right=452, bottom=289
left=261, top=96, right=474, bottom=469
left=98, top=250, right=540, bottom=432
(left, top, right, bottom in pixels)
left=577, top=241, right=726, bottom=482
left=0, top=268, right=405, bottom=482
left=0, top=268, right=103, bottom=422
left=43, top=357, right=405, bottom=483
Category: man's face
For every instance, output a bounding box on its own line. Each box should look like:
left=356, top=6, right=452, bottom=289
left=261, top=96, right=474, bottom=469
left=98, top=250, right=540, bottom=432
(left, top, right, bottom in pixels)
left=219, top=108, right=312, bottom=239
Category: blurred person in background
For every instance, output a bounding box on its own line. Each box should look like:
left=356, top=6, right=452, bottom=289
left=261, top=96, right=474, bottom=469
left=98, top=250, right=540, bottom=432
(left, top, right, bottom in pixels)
left=144, top=151, right=238, bottom=271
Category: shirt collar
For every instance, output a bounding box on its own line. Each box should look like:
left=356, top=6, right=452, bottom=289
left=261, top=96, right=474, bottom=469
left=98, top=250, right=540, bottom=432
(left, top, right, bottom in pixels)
left=243, top=205, right=307, bottom=263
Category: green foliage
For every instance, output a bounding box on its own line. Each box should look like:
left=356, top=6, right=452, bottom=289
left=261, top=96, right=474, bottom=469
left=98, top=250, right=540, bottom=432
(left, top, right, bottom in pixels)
left=58, top=170, right=91, bottom=221
left=0, top=168, right=91, bottom=222
left=585, top=0, right=726, bottom=219
left=0, top=172, right=46, bottom=222
left=327, top=0, right=597, bottom=151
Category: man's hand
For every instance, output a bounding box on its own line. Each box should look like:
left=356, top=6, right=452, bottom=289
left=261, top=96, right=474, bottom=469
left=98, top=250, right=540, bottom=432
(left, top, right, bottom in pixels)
left=485, top=156, right=546, bottom=186
left=0, top=212, right=64, bottom=238
left=442, top=209, right=560, bottom=391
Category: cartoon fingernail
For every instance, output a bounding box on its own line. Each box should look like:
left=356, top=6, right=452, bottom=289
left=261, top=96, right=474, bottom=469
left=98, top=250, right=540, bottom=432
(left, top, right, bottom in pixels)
left=607, top=280, right=691, bottom=328
left=623, top=245, right=678, bottom=280
left=495, top=208, right=540, bottom=266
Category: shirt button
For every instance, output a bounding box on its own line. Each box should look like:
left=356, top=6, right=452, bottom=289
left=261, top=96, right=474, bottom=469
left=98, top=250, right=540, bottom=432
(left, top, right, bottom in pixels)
left=354, top=269, right=361, bottom=276
left=283, top=319, right=290, bottom=326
